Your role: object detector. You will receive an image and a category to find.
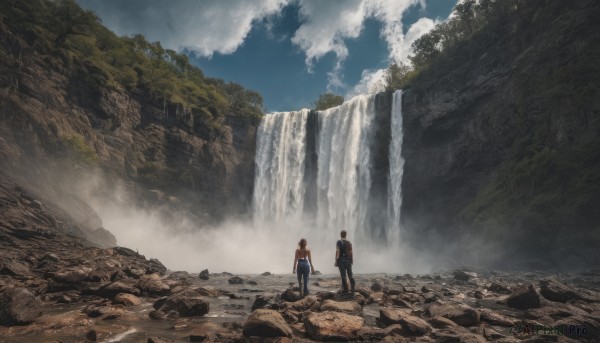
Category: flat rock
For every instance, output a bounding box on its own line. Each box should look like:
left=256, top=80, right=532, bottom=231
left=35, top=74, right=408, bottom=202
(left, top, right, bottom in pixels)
left=428, top=316, right=459, bottom=329
left=100, top=281, right=140, bottom=297
left=378, top=307, right=411, bottom=326
left=400, top=315, right=433, bottom=336
left=304, top=311, right=364, bottom=341
left=137, top=276, right=171, bottom=296
left=243, top=309, right=292, bottom=338
left=540, top=279, right=582, bottom=303
left=321, top=299, right=362, bottom=315
left=0, top=287, right=43, bottom=325
left=479, top=309, right=517, bottom=327
left=427, top=302, right=480, bottom=326
left=284, top=295, right=320, bottom=312
left=155, top=290, right=209, bottom=317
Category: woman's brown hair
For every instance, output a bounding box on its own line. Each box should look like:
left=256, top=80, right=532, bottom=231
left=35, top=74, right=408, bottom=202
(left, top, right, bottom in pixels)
left=298, top=238, right=307, bottom=249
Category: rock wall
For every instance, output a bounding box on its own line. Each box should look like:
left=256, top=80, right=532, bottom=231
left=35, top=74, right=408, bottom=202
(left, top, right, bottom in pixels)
left=400, top=1, right=600, bottom=269
left=0, top=21, right=258, bottom=227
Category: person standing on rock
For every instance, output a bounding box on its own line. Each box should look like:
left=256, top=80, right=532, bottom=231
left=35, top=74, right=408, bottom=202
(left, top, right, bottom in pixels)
left=335, top=230, right=355, bottom=294
left=293, top=238, right=315, bottom=297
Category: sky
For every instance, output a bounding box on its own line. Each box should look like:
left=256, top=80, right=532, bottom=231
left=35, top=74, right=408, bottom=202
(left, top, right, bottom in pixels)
left=76, top=0, right=458, bottom=112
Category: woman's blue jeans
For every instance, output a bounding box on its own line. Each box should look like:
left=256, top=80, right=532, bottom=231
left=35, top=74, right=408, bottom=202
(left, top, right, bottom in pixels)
left=296, top=259, right=310, bottom=295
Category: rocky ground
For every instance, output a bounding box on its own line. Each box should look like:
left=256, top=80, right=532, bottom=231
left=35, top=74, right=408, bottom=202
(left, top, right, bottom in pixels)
left=2, top=176, right=600, bottom=342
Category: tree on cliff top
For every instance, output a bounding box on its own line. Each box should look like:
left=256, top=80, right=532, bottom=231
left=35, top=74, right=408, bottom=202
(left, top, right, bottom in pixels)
left=313, top=93, right=344, bottom=111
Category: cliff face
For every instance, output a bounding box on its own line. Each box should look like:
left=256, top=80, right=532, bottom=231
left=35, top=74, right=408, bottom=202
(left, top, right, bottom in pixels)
left=401, top=1, right=600, bottom=269
left=0, top=20, right=257, bottom=227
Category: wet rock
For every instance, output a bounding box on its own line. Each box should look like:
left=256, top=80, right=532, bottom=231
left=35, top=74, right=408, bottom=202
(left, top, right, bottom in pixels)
left=432, top=326, right=486, bottom=343
left=124, top=266, right=146, bottom=279
left=504, top=284, right=541, bottom=309
left=147, top=337, right=174, bottom=343
left=378, top=308, right=411, bottom=326
left=281, top=288, right=302, bottom=302
left=487, top=282, right=511, bottom=294
left=553, top=314, right=600, bottom=339
left=243, top=309, right=292, bottom=338
left=189, top=322, right=238, bottom=342
left=198, top=269, right=210, bottom=280
left=167, top=271, right=191, bottom=280
left=453, top=270, right=470, bottom=282
left=228, top=276, right=244, bottom=284
left=304, top=311, right=364, bottom=341
left=147, top=258, right=167, bottom=276
left=113, top=293, right=141, bottom=306
left=400, top=315, right=433, bottom=336
left=540, top=279, right=583, bottom=303
left=98, top=281, right=140, bottom=297
left=357, top=324, right=405, bottom=341
left=427, top=302, right=480, bottom=326
left=0, top=287, right=43, bottom=325
left=321, top=299, right=362, bottom=315
left=137, top=274, right=171, bottom=296
left=371, top=282, right=384, bottom=292
left=0, top=260, right=30, bottom=277
left=195, top=286, right=222, bottom=297
left=479, top=309, right=517, bottom=327
left=155, top=290, right=209, bottom=317
left=428, top=316, right=459, bottom=329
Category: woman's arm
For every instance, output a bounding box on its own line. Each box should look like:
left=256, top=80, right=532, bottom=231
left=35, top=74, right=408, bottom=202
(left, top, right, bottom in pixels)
left=293, top=249, right=298, bottom=273
left=308, top=250, right=315, bottom=273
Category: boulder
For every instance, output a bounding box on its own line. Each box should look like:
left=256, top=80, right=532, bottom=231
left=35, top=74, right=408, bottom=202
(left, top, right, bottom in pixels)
left=284, top=295, right=320, bottom=312
left=137, top=275, right=171, bottom=296
left=113, top=293, right=142, bottom=306
left=261, top=272, right=272, bottom=276
left=147, top=258, right=167, bottom=276
left=321, top=299, right=362, bottom=315
left=400, top=315, right=433, bottom=336
left=243, top=309, right=292, bottom=337
left=155, top=290, right=209, bottom=317
left=199, top=269, right=210, bottom=280
left=453, top=270, right=470, bottom=282
left=0, top=287, right=43, bottom=325
left=0, top=260, right=31, bottom=277
left=304, top=311, right=364, bottom=341
left=281, top=288, right=302, bottom=302
left=228, top=276, right=244, bottom=284
left=479, top=309, right=517, bottom=327
left=252, top=295, right=276, bottom=311
left=428, top=316, right=459, bottom=329
left=427, top=302, right=480, bottom=326
left=371, top=282, right=384, bottom=292
left=505, top=284, right=540, bottom=309
left=487, top=282, right=511, bottom=294
left=378, top=308, right=411, bottom=326
left=167, top=271, right=191, bottom=280
left=540, top=279, right=583, bottom=303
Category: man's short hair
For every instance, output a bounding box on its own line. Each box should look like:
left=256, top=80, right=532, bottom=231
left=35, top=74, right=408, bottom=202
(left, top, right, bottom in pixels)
left=340, top=230, right=347, bottom=238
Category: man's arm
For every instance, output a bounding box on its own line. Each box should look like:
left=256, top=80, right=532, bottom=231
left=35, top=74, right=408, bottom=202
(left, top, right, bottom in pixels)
left=335, top=241, right=340, bottom=266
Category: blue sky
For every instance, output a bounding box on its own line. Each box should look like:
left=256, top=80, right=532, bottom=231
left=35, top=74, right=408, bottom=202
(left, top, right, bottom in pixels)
left=77, top=0, right=458, bottom=112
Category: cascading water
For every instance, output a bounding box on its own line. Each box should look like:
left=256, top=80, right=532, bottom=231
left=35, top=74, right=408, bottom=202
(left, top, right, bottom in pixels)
left=316, top=94, right=375, bottom=242
left=387, top=90, right=404, bottom=243
left=253, top=92, right=404, bottom=247
left=253, top=109, right=309, bottom=222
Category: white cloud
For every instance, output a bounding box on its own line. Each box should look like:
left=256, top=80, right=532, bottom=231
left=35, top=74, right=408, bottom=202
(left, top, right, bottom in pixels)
left=79, top=0, right=289, bottom=57
left=346, top=68, right=387, bottom=98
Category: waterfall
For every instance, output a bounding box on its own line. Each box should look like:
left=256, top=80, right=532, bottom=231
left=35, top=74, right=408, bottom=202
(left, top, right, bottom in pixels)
left=253, top=92, right=403, bottom=245
left=253, top=109, right=309, bottom=222
left=316, top=94, right=376, bottom=241
left=387, top=90, right=404, bottom=241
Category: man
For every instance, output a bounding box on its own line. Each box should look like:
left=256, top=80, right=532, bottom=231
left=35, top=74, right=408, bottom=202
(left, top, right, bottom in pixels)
left=335, top=230, right=355, bottom=293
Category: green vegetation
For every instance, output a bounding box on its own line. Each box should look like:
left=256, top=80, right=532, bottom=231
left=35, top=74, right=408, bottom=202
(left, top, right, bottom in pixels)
left=61, top=134, right=98, bottom=166
left=313, top=93, right=344, bottom=111
left=0, top=0, right=264, bottom=132
left=386, top=0, right=524, bottom=90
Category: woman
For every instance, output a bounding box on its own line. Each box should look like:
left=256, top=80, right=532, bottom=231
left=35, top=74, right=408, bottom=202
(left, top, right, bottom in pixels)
left=292, top=238, right=315, bottom=296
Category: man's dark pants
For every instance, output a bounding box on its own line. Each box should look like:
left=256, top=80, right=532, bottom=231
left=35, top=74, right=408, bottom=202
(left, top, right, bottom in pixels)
left=338, top=258, right=355, bottom=292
